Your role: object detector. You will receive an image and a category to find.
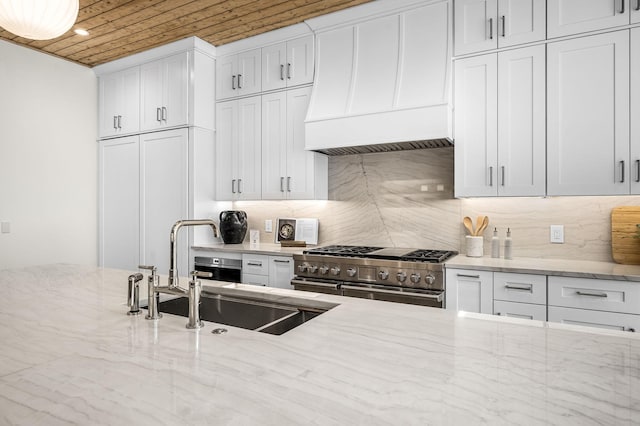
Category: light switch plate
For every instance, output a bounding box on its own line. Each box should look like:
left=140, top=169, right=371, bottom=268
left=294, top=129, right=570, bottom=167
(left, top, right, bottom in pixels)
left=550, top=225, right=564, bottom=244
left=265, top=219, right=273, bottom=233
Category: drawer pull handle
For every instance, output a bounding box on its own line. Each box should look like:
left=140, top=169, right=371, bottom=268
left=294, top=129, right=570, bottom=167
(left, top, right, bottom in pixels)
left=575, top=290, right=608, bottom=298
left=625, top=327, right=636, bottom=332
left=247, top=262, right=263, bottom=267
left=273, top=259, right=290, bottom=263
left=457, top=274, right=480, bottom=279
left=504, top=284, right=532, bottom=291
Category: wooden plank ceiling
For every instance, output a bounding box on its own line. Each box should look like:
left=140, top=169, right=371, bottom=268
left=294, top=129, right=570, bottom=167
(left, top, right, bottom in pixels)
left=0, top=0, right=373, bottom=67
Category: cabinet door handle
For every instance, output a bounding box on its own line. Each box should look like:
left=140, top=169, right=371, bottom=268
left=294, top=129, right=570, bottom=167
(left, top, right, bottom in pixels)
left=162, top=107, right=167, bottom=122
left=274, top=259, right=290, bottom=263
left=113, top=116, right=118, bottom=130
left=619, top=0, right=626, bottom=13
left=501, top=166, right=505, bottom=186
left=247, top=262, right=262, bottom=267
left=238, top=178, right=242, bottom=193
left=156, top=107, right=161, bottom=122
left=636, top=159, right=640, bottom=183
left=489, top=166, right=494, bottom=187
left=117, top=115, right=122, bottom=129
left=287, top=63, right=291, bottom=79
left=501, top=15, right=506, bottom=37
left=457, top=273, right=480, bottom=279
left=232, top=179, right=236, bottom=194
left=625, top=327, right=636, bottom=332
left=232, top=75, right=236, bottom=90
left=280, top=176, right=284, bottom=192
left=489, top=18, right=493, bottom=40
left=238, top=74, right=242, bottom=89
left=575, top=290, right=608, bottom=298
left=280, top=64, right=284, bottom=81
left=287, top=176, right=291, bottom=192
left=504, top=284, right=533, bottom=292
left=636, top=0, right=640, bottom=11
left=620, top=160, right=625, bottom=183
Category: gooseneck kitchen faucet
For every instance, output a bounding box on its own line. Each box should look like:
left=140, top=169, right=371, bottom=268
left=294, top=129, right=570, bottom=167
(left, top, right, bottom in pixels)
left=128, top=219, right=217, bottom=329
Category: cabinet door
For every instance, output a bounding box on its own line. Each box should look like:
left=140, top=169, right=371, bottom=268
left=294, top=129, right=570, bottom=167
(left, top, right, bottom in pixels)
left=215, top=101, right=237, bottom=201
left=494, top=301, right=547, bottom=321
left=99, top=136, right=140, bottom=270
left=98, top=68, right=139, bottom=138
left=98, top=73, right=121, bottom=138
left=286, top=35, right=314, bottom=87
left=236, top=96, right=262, bottom=200
left=497, top=0, right=545, bottom=48
left=262, top=42, right=287, bottom=92
left=140, top=60, right=164, bottom=131
left=268, top=256, right=294, bottom=289
left=237, top=49, right=261, bottom=96
left=141, top=129, right=189, bottom=276
left=548, top=306, right=640, bottom=333
left=548, top=0, right=629, bottom=38
left=163, top=52, right=189, bottom=128
left=285, top=87, right=316, bottom=199
left=445, top=268, right=493, bottom=313
left=632, top=28, right=640, bottom=193
left=497, top=45, right=545, bottom=196
left=261, top=91, right=287, bottom=199
left=216, top=55, right=237, bottom=100
left=547, top=31, right=630, bottom=196
left=454, top=0, right=497, bottom=56
left=454, top=53, right=498, bottom=197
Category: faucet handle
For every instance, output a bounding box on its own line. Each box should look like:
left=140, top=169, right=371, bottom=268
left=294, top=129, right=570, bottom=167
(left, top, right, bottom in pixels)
left=190, top=270, right=212, bottom=281
left=138, top=264, right=157, bottom=272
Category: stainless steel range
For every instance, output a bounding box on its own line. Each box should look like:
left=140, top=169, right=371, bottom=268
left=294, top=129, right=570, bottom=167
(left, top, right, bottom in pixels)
left=292, top=245, right=457, bottom=308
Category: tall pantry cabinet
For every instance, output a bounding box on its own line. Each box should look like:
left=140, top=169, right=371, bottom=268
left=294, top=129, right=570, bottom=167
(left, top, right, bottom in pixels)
left=97, top=38, right=216, bottom=276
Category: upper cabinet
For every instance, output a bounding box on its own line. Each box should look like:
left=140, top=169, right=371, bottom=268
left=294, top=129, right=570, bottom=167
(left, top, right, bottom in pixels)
left=140, top=52, right=189, bottom=131
left=630, top=28, right=640, bottom=193
left=548, top=0, right=634, bottom=38
left=216, top=49, right=262, bottom=100
left=98, top=67, right=140, bottom=138
left=454, top=0, right=545, bottom=56
left=547, top=31, right=630, bottom=196
left=262, top=36, right=314, bottom=92
left=454, top=45, right=545, bottom=197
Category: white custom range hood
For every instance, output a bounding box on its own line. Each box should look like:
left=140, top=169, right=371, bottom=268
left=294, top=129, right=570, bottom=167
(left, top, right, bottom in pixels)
left=304, top=0, right=452, bottom=156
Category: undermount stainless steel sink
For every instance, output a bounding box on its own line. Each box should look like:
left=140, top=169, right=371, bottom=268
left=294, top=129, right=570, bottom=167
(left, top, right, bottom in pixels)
left=144, top=286, right=338, bottom=335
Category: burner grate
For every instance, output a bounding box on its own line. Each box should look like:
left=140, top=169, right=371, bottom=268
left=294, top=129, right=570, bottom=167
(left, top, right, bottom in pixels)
left=401, top=249, right=457, bottom=263
left=303, top=245, right=384, bottom=256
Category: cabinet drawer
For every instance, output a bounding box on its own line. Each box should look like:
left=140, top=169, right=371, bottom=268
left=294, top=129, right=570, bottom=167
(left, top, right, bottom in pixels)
left=548, top=306, right=640, bottom=333
left=494, top=301, right=546, bottom=321
left=241, top=273, right=269, bottom=286
left=242, top=254, right=269, bottom=275
left=548, top=276, right=640, bottom=315
left=493, top=273, right=546, bottom=304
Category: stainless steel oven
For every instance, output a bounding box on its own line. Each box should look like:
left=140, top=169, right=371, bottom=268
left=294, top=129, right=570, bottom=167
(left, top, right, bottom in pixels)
left=194, top=256, right=242, bottom=283
left=292, top=245, right=455, bottom=308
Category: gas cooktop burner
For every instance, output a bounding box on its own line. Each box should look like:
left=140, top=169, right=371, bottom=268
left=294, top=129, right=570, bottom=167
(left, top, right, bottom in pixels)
left=304, top=245, right=384, bottom=256
left=303, top=245, right=457, bottom=263
left=401, top=249, right=455, bottom=263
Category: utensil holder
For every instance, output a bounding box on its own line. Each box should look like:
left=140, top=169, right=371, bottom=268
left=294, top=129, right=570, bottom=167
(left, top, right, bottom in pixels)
left=465, top=236, right=483, bottom=257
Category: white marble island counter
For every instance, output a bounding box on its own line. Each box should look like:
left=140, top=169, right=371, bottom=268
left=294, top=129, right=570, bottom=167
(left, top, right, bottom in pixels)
left=0, top=265, right=639, bottom=425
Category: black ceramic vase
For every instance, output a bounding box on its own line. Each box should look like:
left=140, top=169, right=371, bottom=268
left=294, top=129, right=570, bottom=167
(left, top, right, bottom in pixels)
left=219, top=210, right=248, bottom=244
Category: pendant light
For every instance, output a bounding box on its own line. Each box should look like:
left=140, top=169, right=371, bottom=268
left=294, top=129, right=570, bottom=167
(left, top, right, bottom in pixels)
left=0, top=0, right=79, bottom=40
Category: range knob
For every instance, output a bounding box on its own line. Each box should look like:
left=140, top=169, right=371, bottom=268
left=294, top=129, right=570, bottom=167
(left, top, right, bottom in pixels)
left=346, top=267, right=357, bottom=277
left=425, top=274, right=436, bottom=285
left=410, top=273, right=421, bottom=284
left=319, top=266, right=329, bottom=275
left=378, top=270, right=389, bottom=280
left=297, top=264, right=308, bottom=273
left=330, top=266, right=341, bottom=276
left=308, top=265, right=319, bottom=273
left=396, top=271, right=407, bottom=282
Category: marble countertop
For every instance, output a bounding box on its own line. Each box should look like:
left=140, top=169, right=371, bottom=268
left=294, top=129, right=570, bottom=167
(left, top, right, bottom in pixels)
left=0, top=264, right=639, bottom=424
left=192, top=242, right=305, bottom=256
left=446, top=255, right=640, bottom=281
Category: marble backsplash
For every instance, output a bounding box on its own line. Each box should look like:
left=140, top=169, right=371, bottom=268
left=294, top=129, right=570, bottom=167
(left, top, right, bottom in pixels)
left=210, top=148, right=640, bottom=262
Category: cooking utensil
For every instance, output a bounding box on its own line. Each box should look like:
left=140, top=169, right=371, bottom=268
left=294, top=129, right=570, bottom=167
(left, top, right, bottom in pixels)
left=476, top=216, right=490, bottom=236
left=463, top=216, right=475, bottom=236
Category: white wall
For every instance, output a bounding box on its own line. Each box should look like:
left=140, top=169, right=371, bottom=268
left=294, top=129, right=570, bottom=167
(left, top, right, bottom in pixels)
left=0, top=40, right=97, bottom=269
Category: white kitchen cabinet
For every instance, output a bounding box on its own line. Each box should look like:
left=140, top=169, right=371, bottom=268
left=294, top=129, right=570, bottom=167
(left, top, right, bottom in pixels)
left=262, top=87, right=328, bottom=200
left=215, top=96, right=262, bottom=201
left=547, top=31, right=630, bottom=196
left=268, top=256, right=294, bottom=289
left=445, top=268, right=493, bottom=313
left=547, top=0, right=631, bottom=39
left=141, top=129, right=189, bottom=276
left=262, top=35, right=314, bottom=92
left=140, top=52, right=190, bottom=131
left=453, top=0, right=545, bottom=56
left=216, top=49, right=261, bottom=100
left=98, top=136, right=140, bottom=270
left=493, top=272, right=547, bottom=320
left=98, top=67, right=140, bottom=138
left=632, top=28, right=640, bottom=193
left=548, top=307, right=640, bottom=333
left=454, top=44, right=545, bottom=197
left=494, top=301, right=547, bottom=320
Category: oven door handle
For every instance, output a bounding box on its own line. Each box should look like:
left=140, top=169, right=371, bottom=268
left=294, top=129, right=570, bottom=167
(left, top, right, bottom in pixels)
left=291, top=279, right=340, bottom=291
left=341, top=284, right=444, bottom=302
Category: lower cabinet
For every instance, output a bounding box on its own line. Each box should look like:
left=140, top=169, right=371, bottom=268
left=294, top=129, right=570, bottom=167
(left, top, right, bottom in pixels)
left=242, top=253, right=294, bottom=288
left=493, top=272, right=547, bottom=321
left=494, top=300, right=547, bottom=321
left=548, top=307, right=640, bottom=333
left=445, top=269, right=493, bottom=313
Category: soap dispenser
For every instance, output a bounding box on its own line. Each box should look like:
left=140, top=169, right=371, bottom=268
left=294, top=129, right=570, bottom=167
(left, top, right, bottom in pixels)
left=491, top=227, right=500, bottom=258
left=504, top=228, right=513, bottom=260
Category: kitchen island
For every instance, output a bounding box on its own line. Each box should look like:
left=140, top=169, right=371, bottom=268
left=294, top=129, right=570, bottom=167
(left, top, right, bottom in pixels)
left=0, top=265, right=638, bottom=425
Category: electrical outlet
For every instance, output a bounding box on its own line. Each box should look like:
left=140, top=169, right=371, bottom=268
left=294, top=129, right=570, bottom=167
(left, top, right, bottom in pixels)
left=265, top=219, right=273, bottom=233
left=1, top=222, right=10, bottom=234
left=550, top=225, right=564, bottom=244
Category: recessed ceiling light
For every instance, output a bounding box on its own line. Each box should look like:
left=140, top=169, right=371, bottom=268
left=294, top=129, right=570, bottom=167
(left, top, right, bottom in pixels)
left=74, top=28, right=89, bottom=36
